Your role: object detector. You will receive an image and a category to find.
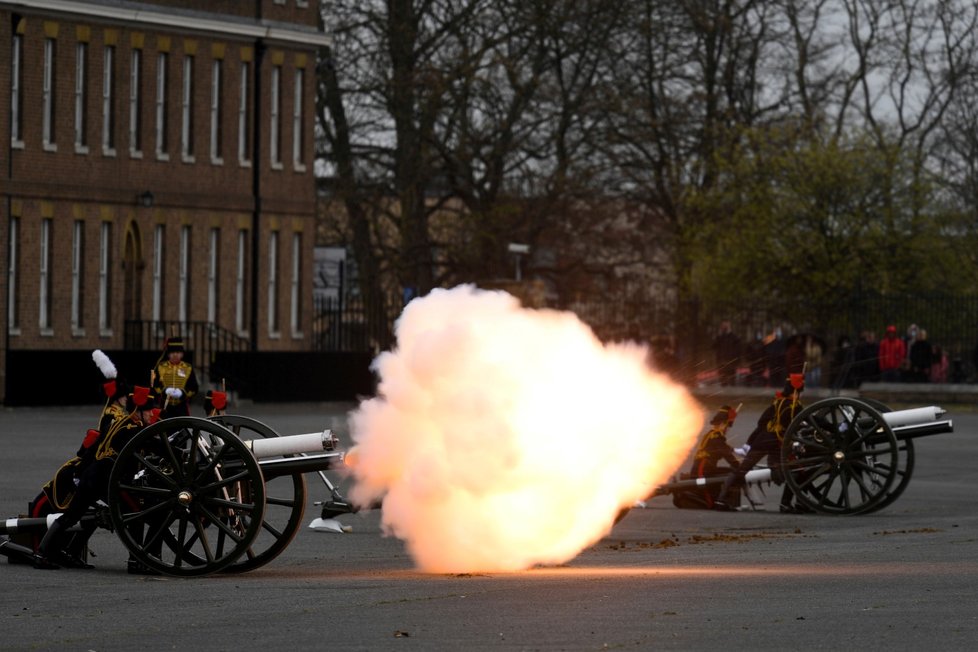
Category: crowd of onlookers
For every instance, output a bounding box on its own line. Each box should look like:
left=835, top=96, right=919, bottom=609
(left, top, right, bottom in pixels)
left=707, top=321, right=957, bottom=389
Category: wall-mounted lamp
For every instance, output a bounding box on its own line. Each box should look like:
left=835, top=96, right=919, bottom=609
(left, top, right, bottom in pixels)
left=138, top=190, right=155, bottom=208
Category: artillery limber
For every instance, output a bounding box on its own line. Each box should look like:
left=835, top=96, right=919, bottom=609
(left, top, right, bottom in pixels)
left=650, top=397, right=954, bottom=515
left=2, top=415, right=353, bottom=577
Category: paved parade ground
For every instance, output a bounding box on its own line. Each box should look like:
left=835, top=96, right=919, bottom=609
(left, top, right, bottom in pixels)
left=2, top=401, right=977, bottom=651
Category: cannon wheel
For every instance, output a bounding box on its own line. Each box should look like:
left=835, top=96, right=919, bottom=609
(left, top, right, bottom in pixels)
left=108, top=417, right=266, bottom=577
left=780, top=398, right=900, bottom=515
left=209, top=415, right=307, bottom=573
left=850, top=398, right=916, bottom=515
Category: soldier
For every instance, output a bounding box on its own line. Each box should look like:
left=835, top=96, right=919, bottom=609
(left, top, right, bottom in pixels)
left=153, top=337, right=199, bottom=418
left=33, top=387, right=159, bottom=570
left=713, top=373, right=805, bottom=512
left=25, top=351, right=130, bottom=565
left=673, top=405, right=741, bottom=509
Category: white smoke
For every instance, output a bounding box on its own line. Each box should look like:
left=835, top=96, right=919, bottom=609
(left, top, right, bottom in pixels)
left=346, top=285, right=702, bottom=572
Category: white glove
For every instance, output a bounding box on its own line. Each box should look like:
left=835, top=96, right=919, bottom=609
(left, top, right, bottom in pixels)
left=165, top=388, right=183, bottom=399
left=734, top=444, right=750, bottom=456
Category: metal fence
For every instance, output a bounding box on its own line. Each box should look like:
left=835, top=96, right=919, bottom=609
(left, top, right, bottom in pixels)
left=312, top=295, right=395, bottom=353
left=123, top=320, right=252, bottom=382
left=309, top=290, right=978, bottom=384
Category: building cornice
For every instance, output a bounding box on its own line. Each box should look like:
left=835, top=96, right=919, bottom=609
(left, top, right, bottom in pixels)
left=2, top=0, right=330, bottom=47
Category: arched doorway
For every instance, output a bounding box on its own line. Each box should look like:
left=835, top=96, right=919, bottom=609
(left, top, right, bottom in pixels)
left=123, top=220, right=144, bottom=324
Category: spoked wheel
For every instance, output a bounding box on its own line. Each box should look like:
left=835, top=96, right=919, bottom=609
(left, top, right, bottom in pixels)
left=848, top=398, right=915, bottom=515
left=108, top=417, right=266, bottom=577
left=209, top=415, right=307, bottom=573
left=781, top=398, right=900, bottom=515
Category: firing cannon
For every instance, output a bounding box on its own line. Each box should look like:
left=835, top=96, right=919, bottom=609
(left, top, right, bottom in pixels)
left=651, top=397, right=953, bottom=515
left=1, top=416, right=349, bottom=577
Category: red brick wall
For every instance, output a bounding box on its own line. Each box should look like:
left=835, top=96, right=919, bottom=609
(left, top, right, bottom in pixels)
left=1, top=4, right=321, bottom=380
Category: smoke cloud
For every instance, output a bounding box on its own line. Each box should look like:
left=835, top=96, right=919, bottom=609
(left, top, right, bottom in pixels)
left=346, top=285, right=702, bottom=572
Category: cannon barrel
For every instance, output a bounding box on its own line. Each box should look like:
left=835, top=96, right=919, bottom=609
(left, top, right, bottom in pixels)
left=244, top=429, right=338, bottom=458
left=882, top=406, right=945, bottom=428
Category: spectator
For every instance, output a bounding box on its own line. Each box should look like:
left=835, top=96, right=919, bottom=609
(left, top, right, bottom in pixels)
left=930, top=344, right=948, bottom=384
left=879, top=325, right=906, bottom=382
left=764, top=328, right=786, bottom=387
left=713, top=321, right=742, bottom=386
left=745, top=332, right=767, bottom=387
left=784, top=334, right=806, bottom=376
left=908, top=329, right=933, bottom=382
left=831, top=334, right=856, bottom=389
left=853, top=330, right=880, bottom=385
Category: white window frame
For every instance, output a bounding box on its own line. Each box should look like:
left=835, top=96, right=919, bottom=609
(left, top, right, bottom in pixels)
left=102, top=45, right=116, bottom=155
left=238, top=62, right=251, bottom=166
left=210, top=60, right=223, bottom=164
left=74, top=43, right=89, bottom=153
left=39, top=219, right=53, bottom=332
left=270, top=66, right=282, bottom=169
left=99, top=222, right=112, bottom=334
left=152, top=224, right=164, bottom=321
left=292, top=68, right=305, bottom=172
left=267, top=231, right=279, bottom=335
left=181, top=55, right=195, bottom=162
left=155, top=53, right=168, bottom=160
left=290, top=233, right=303, bottom=337
left=71, top=221, right=85, bottom=334
left=208, top=228, right=219, bottom=323
left=11, top=35, right=24, bottom=148
left=129, top=49, right=143, bottom=157
left=235, top=229, right=248, bottom=335
left=7, top=217, right=19, bottom=333
left=179, top=225, right=191, bottom=321
left=43, top=39, right=57, bottom=151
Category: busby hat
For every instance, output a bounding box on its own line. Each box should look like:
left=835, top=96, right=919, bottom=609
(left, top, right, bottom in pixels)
left=782, top=373, right=805, bottom=396
left=165, top=338, right=185, bottom=353
left=710, top=404, right=736, bottom=426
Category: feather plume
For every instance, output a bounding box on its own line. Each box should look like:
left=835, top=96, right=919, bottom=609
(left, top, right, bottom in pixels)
left=92, top=349, right=118, bottom=380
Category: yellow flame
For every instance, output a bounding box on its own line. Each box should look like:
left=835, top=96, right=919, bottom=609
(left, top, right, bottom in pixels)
left=346, top=285, right=703, bottom=572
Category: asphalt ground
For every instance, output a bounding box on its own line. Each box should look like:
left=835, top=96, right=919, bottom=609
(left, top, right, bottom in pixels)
left=1, top=401, right=977, bottom=651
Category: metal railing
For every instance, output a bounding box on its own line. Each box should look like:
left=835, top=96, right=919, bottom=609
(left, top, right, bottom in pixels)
left=123, top=320, right=251, bottom=383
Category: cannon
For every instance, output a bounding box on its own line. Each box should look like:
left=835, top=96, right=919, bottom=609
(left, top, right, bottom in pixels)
left=1, top=415, right=348, bottom=577
left=650, top=397, right=954, bottom=515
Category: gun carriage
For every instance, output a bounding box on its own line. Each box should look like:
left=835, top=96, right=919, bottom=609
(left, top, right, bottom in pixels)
left=651, top=397, right=953, bottom=515
left=1, top=415, right=351, bottom=577
left=0, top=397, right=957, bottom=576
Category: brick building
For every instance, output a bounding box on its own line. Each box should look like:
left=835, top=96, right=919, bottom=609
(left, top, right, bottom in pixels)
left=0, top=1, right=328, bottom=404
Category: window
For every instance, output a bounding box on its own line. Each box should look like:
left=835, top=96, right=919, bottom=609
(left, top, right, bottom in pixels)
left=270, top=66, right=282, bottom=168
left=74, top=43, right=88, bottom=152
left=290, top=233, right=303, bottom=336
left=179, top=225, right=191, bottom=321
left=238, top=62, right=251, bottom=165
left=267, top=231, right=279, bottom=334
left=292, top=68, right=305, bottom=171
left=11, top=35, right=24, bottom=146
left=43, top=39, right=57, bottom=150
left=102, top=45, right=116, bottom=154
left=208, top=228, right=219, bottom=322
left=99, top=222, right=112, bottom=332
left=39, top=219, right=53, bottom=331
left=155, top=53, right=168, bottom=159
left=210, top=60, right=223, bottom=163
left=71, top=221, right=85, bottom=332
left=7, top=218, right=19, bottom=332
left=130, top=49, right=142, bottom=156
left=152, top=224, right=164, bottom=321
left=235, top=229, right=248, bottom=334
left=181, top=55, right=194, bottom=160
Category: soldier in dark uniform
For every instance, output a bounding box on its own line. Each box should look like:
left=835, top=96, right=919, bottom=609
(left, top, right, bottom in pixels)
left=26, top=377, right=131, bottom=567
left=33, top=386, right=159, bottom=570
left=713, top=374, right=805, bottom=511
left=153, top=338, right=199, bottom=418
left=673, top=405, right=741, bottom=509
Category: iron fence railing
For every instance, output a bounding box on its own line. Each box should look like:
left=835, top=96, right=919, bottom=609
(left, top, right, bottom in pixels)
left=123, top=320, right=251, bottom=383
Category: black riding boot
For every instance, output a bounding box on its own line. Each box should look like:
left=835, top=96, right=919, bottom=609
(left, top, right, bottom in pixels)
left=33, top=519, right=67, bottom=570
